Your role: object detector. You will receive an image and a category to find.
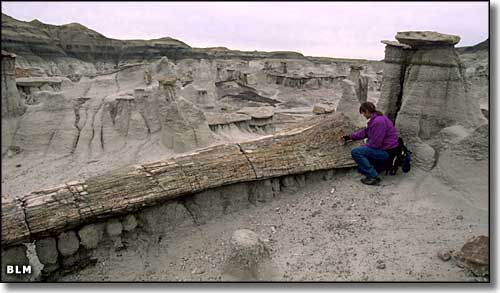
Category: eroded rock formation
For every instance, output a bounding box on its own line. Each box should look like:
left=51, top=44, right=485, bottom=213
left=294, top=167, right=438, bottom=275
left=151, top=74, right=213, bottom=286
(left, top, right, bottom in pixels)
left=347, top=65, right=368, bottom=103
left=336, top=79, right=365, bottom=127
left=1, top=51, right=26, bottom=118
left=376, top=40, right=412, bottom=122
left=378, top=31, right=487, bottom=170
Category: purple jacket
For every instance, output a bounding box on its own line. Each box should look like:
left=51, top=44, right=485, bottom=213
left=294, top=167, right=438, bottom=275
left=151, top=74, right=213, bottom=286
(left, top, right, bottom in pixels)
left=350, top=112, right=399, bottom=150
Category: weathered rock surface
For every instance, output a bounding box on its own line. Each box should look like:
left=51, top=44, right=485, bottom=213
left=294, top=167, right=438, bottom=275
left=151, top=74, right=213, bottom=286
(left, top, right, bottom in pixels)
left=455, top=235, right=489, bottom=277
left=57, top=231, right=80, bottom=257
left=78, top=224, right=104, bottom=249
left=394, top=31, right=485, bottom=140
left=35, top=237, right=58, bottom=265
left=347, top=65, right=368, bottom=103
left=1, top=245, right=30, bottom=282
left=160, top=96, right=215, bottom=153
left=395, top=31, right=461, bottom=47
left=205, top=112, right=252, bottom=126
left=336, top=79, right=365, bottom=127
left=106, top=219, right=123, bottom=237
left=1, top=51, right=26, bottom=118
left=122, top=215, right=138, bottom=232
left=312, top=103, right=335, bottom=115
left=237, top=106, right=274, bottom=119
left=377, top=41, right=413, bottom=122
left=222, top=229, right=278, bottom=281
left=1, top=113, right=358, bottom=246
left=378, top=31, right=487, bottom=171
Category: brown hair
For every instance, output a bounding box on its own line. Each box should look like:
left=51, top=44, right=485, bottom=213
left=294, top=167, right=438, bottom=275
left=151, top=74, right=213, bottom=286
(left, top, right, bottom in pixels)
left=359, top=102, right=383, bottom=115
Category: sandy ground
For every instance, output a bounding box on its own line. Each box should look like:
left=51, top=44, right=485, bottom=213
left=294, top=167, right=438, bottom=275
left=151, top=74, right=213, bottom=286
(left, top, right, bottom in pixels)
left=57, top=166, right=488, bottom=282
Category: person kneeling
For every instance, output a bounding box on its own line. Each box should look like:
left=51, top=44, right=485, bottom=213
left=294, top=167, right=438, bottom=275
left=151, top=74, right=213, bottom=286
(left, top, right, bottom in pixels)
left=342, top=102, right=400, bottom=185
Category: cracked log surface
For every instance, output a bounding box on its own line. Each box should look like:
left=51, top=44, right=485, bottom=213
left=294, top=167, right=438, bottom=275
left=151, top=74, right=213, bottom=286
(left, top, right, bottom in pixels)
left=2, top=113, right=359, bottom=247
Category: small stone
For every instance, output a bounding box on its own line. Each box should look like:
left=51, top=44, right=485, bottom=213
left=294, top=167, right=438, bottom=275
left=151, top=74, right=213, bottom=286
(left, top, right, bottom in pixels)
left=106, top=219, right=123, bottom=237
left=57, top=231, right=80, bottom=257
left=122, top=214, right=138, bottom=231
left=376, top=262, right=386, bottom=269
left=437, top=249, right=452, bottom=261
left=76, top=186, right=84, bottom=192
left=456, top=215, right=464, bottom=220
left=330, top=187, right=336, bottom=194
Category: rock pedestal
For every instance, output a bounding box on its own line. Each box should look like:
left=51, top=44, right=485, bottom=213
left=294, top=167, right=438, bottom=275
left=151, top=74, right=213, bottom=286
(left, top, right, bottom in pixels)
left=347, top=65, right=368, bottom=103
left=336, top=79, right=366, bottom=127
left=395, top=31, right=485, bottom=141
left=1, top=51, right=26, bottom=118
left=222, top=229, right=278, bottom=281
left=378, top=31, right=487, bottom=170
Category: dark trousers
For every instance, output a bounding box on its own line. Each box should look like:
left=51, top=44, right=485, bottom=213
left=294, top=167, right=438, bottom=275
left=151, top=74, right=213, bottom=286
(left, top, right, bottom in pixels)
left=351, top=146, right=389, bottom=178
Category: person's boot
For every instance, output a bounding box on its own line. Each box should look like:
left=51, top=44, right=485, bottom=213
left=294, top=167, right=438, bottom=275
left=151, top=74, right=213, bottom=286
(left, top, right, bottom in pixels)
left=361, top=176, right=381, bottom=185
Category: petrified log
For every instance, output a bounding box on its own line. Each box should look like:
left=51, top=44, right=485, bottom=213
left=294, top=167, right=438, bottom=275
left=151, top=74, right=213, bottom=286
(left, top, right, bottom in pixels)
left=2, top=113, right=358, bottom=246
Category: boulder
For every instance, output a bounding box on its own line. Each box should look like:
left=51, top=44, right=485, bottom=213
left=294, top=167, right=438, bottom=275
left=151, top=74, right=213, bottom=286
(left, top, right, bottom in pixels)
left=222, top=229, right=278, bottom=281
left=455, top=235, right=489, bottom=277
left=312, top=103, right=335, bottom=115
left=78, top=224, right=104, bottom=249
left=57, top=231, right=80, bottom=257
left=35, top=237, right=58, bottom=265
left=106, top=219, right=123, bottom=237
left=411, top=141, right=436, bottom=171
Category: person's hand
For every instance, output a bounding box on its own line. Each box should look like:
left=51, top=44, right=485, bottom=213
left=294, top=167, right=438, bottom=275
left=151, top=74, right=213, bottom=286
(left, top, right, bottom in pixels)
left=342, top=135, right=352, bottom=142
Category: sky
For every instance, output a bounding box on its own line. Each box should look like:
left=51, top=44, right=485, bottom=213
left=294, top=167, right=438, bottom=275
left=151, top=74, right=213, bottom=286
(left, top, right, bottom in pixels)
left=1, top=1, right=489, bottom=60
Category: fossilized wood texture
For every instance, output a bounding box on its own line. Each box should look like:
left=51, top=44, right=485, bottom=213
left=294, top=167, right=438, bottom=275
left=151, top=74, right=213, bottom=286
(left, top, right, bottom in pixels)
left=2, top=113, right=358, bottom=246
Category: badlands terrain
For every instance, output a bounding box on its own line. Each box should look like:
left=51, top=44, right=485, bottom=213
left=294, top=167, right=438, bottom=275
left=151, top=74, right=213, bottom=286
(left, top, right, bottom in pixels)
left=1, top=14, right=489, bottom=282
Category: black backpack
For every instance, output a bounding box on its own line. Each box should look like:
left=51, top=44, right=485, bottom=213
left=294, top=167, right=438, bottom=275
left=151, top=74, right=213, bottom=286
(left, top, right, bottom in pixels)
left=385, top=137, right=411, bottom=175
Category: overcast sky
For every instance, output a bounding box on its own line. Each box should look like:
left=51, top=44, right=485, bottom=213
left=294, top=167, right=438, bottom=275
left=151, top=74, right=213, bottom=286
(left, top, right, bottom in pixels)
left=1, top=1, right=489, bottom=60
